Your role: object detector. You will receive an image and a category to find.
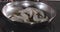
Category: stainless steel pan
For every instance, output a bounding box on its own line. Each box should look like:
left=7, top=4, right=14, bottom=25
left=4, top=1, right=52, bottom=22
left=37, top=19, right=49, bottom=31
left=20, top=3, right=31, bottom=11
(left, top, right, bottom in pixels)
left=2, top=1, right=56, bottom=25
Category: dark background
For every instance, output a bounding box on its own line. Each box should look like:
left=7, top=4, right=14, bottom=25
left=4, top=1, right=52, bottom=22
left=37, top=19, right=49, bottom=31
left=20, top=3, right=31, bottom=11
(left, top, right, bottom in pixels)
left=0, top=1, right=60, bottom=32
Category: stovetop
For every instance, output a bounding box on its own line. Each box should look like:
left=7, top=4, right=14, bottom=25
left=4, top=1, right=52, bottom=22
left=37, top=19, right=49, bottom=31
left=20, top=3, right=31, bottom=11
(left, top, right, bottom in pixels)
left=0, top=1, right=60, bottom=32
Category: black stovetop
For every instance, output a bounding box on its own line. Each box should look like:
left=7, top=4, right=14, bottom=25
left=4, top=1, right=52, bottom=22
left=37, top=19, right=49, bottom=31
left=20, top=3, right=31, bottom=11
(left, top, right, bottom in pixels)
left=0, top=1, right=60, bottom=32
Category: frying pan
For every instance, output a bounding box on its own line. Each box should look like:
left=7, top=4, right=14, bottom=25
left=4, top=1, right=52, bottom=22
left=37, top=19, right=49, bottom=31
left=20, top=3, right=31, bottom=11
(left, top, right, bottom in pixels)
left=2, top=0, right=56, bottom=25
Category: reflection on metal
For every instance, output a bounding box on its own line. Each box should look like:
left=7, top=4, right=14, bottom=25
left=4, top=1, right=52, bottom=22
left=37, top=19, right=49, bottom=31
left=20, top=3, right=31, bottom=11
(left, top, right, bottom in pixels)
left=22, top=2, right=30, bottom=7
left=38, top=5, right=45, bottom=9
